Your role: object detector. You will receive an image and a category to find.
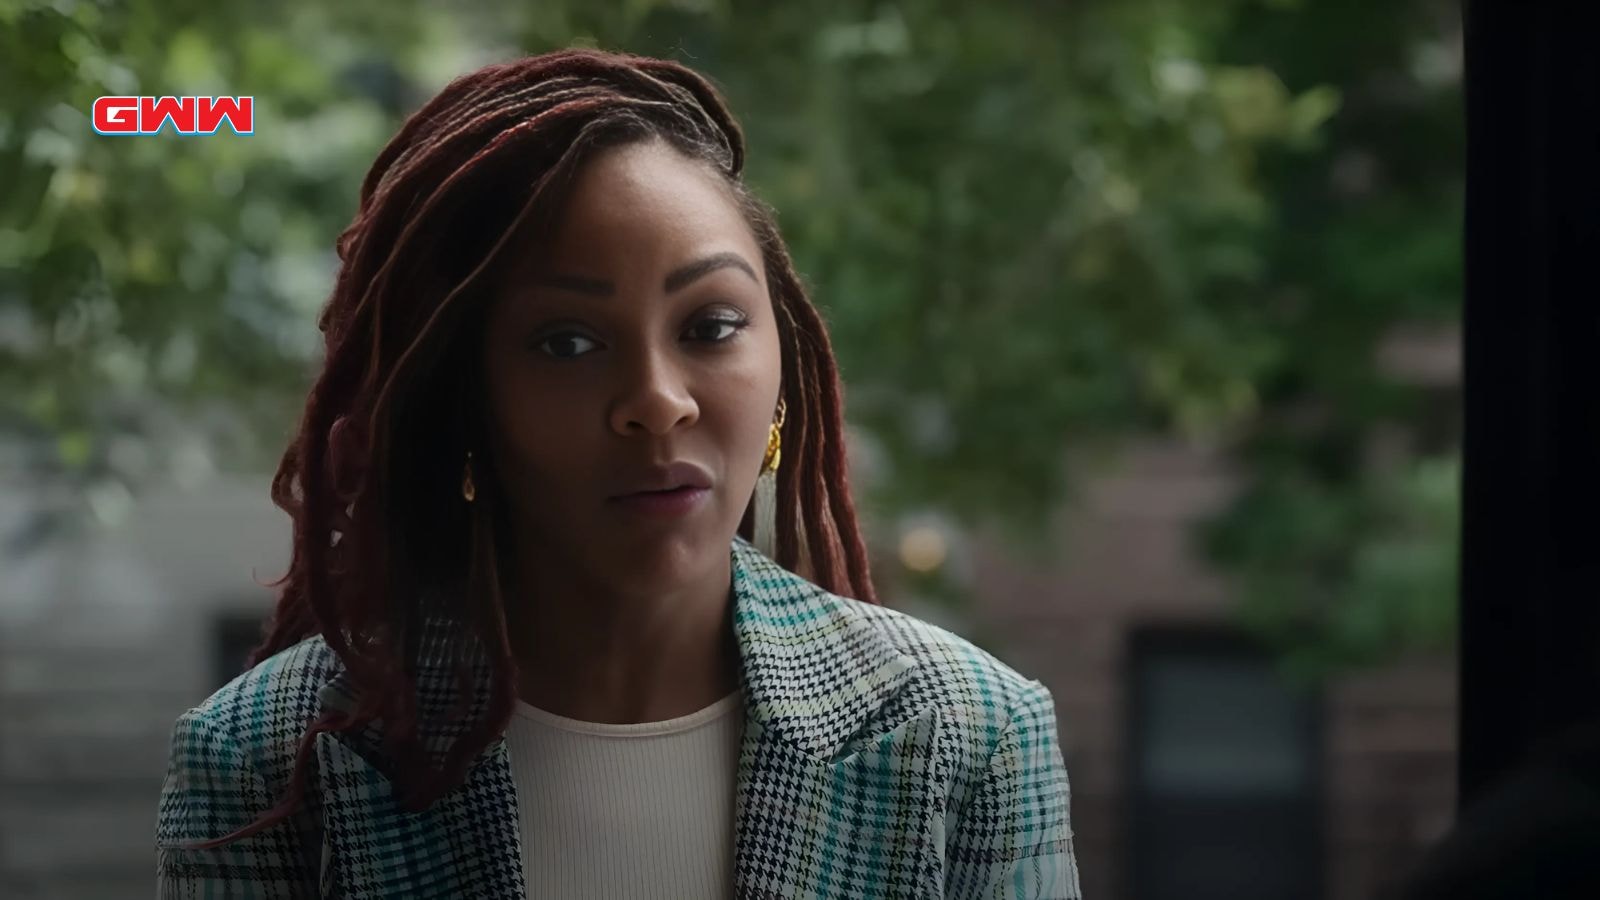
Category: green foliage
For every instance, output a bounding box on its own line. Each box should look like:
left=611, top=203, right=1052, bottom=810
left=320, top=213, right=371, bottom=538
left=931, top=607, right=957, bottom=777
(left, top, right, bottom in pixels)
left=1, top=0, right=433, bottom=495
left=0, top=0, right=1462, bottom=675
left=1210, top=455, right=1459, bottom=681
left=1200, top=0, right=1463, bottom=678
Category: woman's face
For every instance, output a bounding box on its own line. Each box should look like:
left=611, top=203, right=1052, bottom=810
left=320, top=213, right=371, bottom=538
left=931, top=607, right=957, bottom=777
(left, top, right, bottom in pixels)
left=481, top=139, right=782, bottom=596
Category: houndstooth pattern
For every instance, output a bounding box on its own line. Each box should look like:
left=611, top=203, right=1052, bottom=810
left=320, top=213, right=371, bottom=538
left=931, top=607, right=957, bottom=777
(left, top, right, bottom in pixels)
left=156, top=537, right=1081, bottom=898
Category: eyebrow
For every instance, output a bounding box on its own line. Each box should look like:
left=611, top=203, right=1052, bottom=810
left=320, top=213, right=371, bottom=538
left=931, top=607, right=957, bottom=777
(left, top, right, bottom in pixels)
left=530, top=252, right=761, bottom=297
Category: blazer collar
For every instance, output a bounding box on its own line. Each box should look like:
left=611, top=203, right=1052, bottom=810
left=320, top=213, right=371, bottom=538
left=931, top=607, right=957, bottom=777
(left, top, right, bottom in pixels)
left=316, top=536, right=918, bottom=763
left=727, top=536, right=917, bottom=760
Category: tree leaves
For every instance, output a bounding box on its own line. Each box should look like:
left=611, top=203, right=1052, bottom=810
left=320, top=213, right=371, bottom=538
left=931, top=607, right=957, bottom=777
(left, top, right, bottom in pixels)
left=1, top=0, right=1463, bottom=675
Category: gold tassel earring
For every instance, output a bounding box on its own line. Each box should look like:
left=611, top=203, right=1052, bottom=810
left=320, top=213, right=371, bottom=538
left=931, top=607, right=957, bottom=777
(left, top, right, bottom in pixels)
left=760, top=397, right=786, bottom=475
left=461, top=450, right=477, bottom=503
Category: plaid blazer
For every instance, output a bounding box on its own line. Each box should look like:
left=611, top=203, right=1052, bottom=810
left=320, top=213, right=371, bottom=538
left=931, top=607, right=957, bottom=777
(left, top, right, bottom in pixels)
left=157, top=537, right=1081, bottom=898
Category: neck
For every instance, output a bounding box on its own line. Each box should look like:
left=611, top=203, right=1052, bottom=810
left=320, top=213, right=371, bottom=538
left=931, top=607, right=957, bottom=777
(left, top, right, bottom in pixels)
left=503, top=540, right=740, bottom=725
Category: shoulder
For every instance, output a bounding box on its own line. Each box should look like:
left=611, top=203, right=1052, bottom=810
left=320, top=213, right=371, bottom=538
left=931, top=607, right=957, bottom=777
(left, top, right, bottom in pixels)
left=169, top=634, right=340, bottom=787
left=158, top=635, right=339, bottom=853
left=732, top=536, right=1053, bottom=755
left=851, top=596, right=1054, bottom=736
left=789, top=570, right=1059, bottom=776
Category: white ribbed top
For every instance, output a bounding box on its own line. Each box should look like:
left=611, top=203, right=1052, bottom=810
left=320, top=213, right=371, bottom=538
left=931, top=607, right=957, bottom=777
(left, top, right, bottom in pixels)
left=504, top=688, right=745, bottom=899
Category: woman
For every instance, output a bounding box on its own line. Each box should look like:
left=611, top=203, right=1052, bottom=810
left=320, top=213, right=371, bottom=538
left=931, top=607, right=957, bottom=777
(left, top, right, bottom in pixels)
left=156, top=48, right=1080, bottom=899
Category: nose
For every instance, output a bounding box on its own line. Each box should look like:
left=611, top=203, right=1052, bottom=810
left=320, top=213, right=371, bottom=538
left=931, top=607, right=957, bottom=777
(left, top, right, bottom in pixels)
left=608, top=347, right=699, bottom=437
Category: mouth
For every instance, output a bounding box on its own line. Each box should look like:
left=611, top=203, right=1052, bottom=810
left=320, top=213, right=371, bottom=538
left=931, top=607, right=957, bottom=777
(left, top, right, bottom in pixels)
left=608, top=461, right=715, bottom=517
left=608, top=484, right=711, bottom=517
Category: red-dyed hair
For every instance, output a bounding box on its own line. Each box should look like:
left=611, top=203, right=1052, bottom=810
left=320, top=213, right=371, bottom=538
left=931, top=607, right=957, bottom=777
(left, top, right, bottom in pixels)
left=196, top=48, right=878, bottom=848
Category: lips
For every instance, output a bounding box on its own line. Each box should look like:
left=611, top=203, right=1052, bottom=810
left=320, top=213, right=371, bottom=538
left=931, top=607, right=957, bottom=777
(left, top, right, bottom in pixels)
left=609, top=484, right=710, bottom=518
left=609, top=461, right=714, bottom=499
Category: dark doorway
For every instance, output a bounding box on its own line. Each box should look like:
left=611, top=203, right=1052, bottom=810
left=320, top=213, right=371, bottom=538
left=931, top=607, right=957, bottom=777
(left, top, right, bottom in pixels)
left=1126, top=629, right=1323, bottom=900
left=212, top=611, right=267, bottom=689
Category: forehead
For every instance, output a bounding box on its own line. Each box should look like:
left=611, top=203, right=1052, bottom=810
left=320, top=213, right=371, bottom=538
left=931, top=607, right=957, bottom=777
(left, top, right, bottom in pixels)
left=538, top=140, right=754, bottom=263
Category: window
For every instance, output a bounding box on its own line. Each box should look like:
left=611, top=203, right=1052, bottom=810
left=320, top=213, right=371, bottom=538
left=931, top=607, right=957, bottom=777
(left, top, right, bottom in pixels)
left=213, top=612, right=267, bottom=689
left=1127, top=630, right=1322, bottom=900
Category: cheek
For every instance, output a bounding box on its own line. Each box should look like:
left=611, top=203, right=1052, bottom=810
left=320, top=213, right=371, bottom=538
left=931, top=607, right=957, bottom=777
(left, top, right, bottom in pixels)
left=708, top=397, right=771, bottom=475
left=484, top=359, right=595, bottom=488
left=712, top=337, right=785, bottom=470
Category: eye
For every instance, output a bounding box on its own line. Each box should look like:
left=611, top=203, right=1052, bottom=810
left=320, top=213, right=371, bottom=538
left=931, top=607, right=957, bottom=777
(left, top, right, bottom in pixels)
left=685, top=311, right=749, bottom=343
left=534, top=331, right=601, bottom=359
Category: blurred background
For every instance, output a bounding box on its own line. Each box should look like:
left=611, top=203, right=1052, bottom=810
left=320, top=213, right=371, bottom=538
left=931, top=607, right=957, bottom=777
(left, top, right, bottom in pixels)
left=0, top=0, right=1463, bottom=897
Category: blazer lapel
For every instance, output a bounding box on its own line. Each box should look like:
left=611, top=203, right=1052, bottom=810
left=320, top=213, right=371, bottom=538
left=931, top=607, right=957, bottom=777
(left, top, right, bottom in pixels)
left=730, top=538, right=950, bottom=899
left=305, top=538, right=937, bottom=899
left=314, top=730, right=525, bottom=898
left=729, top=537, right=918, bottom=760
left=313, top=620, right=526, bottom=900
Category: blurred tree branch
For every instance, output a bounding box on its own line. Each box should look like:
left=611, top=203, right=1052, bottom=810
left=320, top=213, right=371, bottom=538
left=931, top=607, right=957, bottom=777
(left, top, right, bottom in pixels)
left=0, top=0, right=1462, bottom=677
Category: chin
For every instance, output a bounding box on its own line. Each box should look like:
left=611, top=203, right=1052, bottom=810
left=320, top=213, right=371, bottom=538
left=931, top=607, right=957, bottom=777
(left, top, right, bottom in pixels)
left=604, top=523, right=729, bottom=591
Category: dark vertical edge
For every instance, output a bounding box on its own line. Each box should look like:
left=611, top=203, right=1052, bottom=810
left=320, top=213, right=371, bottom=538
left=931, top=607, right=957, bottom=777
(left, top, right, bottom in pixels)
left=1458, top=0, right=1600, bottom=809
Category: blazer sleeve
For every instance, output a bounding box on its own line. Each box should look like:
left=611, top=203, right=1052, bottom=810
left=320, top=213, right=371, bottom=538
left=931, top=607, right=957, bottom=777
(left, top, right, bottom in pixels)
left=155, top=707, right=318, bottom=899
left=945, top=679, right=1083, bottom=899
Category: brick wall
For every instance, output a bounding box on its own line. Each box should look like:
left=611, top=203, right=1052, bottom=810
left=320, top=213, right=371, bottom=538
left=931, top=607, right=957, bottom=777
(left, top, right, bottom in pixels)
left=1326, top=665, right=1456, bottom=900
left=957, top=439, right=1456, bottom=900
